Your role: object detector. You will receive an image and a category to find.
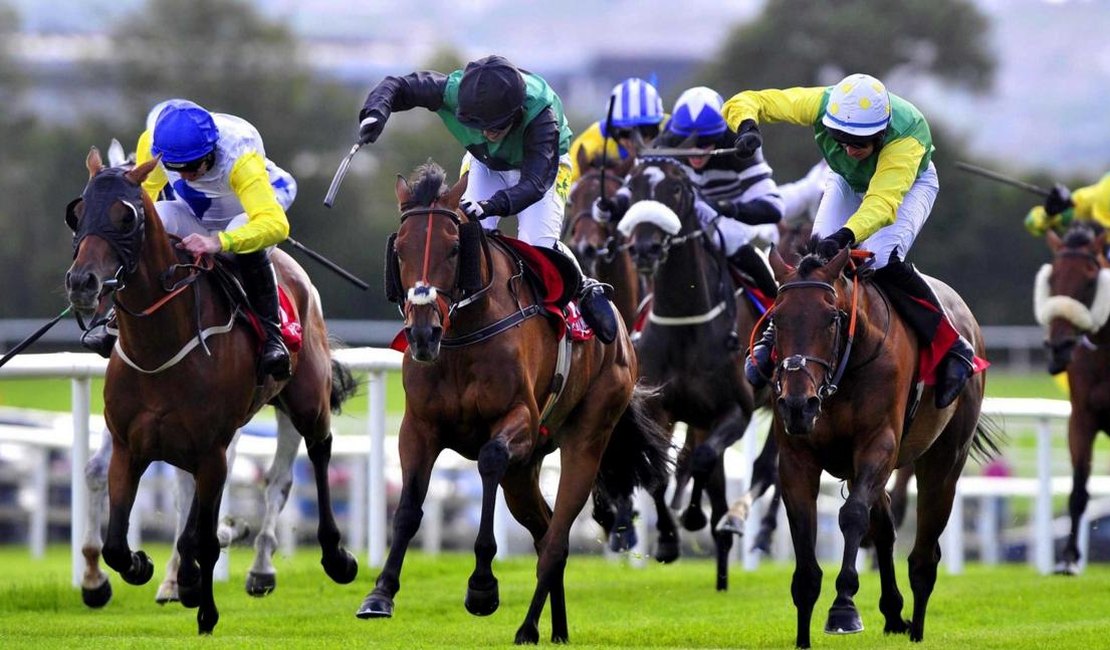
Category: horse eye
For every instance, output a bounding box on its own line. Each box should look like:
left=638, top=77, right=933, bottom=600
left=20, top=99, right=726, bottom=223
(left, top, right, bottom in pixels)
left=649, top=242, right=664, bottom=255
left=448, top=242, right=460, bottom=258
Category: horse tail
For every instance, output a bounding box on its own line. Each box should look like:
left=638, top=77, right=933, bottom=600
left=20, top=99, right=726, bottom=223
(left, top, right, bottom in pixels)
left=594, top=383, right=674, bottom=502
left=327, top=337, right=361, bottom=414
left=970, top=411, right=1006, bottom=464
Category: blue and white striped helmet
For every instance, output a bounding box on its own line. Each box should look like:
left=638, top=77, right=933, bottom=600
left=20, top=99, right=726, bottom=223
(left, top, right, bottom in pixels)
left=667, top=87, right=727, bottom=138
left=608, top=78, right=664, bottom=128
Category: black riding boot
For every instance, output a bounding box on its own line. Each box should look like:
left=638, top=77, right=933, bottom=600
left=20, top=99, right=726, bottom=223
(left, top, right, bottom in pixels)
left=728, top=244, right=778, bottom=299
left=554, top=243, right=618, bottom=344
left=874, top=260, right=974, bottom=409
left=239, top=250, right=292, bottom=381
left=80, top=309, right=117, bottom=359
left=744, top=324, right=775, bottom=389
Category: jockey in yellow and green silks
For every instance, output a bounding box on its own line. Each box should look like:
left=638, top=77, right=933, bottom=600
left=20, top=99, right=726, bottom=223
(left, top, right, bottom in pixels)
left=1025, top=173, right=1110, bottom=237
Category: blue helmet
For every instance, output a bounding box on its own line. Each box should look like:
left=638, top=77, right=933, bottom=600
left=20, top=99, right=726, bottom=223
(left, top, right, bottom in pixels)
left=608, top=77, right=664, bottom=129
left=667, top=87, right=727, bottom=139
left=151, top=100, right=219, bottom=164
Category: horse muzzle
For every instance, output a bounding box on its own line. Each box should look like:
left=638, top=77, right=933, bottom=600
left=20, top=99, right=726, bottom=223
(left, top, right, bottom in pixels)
left=574, top=241, right=600, bottom=277
left=405, top=323, right=442, bottom=363
left=1044, top=337, right=1076, bottom=375
left=64, top=267, right=105, bottom=316
left=776, top=393, right=822, bottom=436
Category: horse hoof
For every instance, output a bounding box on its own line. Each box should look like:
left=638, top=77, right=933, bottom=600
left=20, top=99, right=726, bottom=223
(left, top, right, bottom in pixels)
left=356, top=593, right=394, bottom=619
left=752, top=530, right=774, bottom=554
left=197, top=608, right=219, bottom=635
left=81, top=578, right=112, bottom=608
left=714, top=515, right=744, bottom=536
left=179, top=582, right=202, bottom=609
left=155, top=580, right=179, bottom=605
left=514, top=623, right=540, bottom=645
left=1054, top=561, right=1081, bottom=576
left=122, top=551, right=154, bottom=586
left=884, top=618, right=911, bottom=635
left=609, top=528, right=638, bottom=553
left=245, top=571, right=276, bottom=597
left=465, top=582, right=500, bottom=616
left=321, top=549, right=359, bottom=584
left=655, top=539, right=680, bottom=564
left=681, top=506, right=707, bottom=531
left=824, top=606, right=864, bottom=635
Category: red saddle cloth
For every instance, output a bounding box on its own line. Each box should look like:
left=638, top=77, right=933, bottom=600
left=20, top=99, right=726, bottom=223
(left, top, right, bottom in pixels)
left=916, top=300, right=990, bottom=385
left=244, top=287, right=303, bottom=354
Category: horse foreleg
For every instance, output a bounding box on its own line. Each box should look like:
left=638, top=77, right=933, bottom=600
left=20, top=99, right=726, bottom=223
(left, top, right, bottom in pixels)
left=247, top=417, right=299, bottom=596
left=653, top=481, right=680, bottom=563
left=102, top=443, right=154, bottom=588
left=191, top=452, right=228, bottom=635
left=306, top=433, right=359, bottom=585
left=717, top=425, right=778, bottom=539
left=706, top=456, right=733, bottom=592
left=356, top=420, right=439, bottom=620
left=780, top=442, right=822, bottom=650
left=668, top=430, right=694, bottom=511
left=466, top=438, right=511, bottom=617
left=80, top=428, right=112, bottom=608
left=826, top=457, right=889, bottom=637
left=156, top=468, right=194, bottom=605
left=871, top=491, right=910, bottom=634
left=685, top=407, right=749, bottom=532
left=1060, top=413, right=1097, bottom=575
left=500, top=465, right=554, bottom=644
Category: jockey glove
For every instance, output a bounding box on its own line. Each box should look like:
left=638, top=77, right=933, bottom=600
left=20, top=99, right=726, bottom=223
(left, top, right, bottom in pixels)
left=817, top=227, right=855, bottom=259
left=358, top=112, right=386, bottom=144
left=733, top=119, right=762, bottom=158
left=460, top=198, right=493, bottom=221
left=592, top=193, right=630, bottom=223
left=714, top=200, right=739, bottom=220
left=1044, top=183, right=1074, bottom=216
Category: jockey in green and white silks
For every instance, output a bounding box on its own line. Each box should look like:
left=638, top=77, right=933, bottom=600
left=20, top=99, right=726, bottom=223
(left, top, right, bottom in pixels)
left=722, top=73, right=976, bottom=410
left=358, top=55, right=619, bottom=344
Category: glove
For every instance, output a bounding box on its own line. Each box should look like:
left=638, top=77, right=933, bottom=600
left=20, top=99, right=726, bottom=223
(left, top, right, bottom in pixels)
left=714, top=200, right=739, bottom=220
left=460, top=198, right=491, bottom=221
left=816, top=227, right=855, bottom=259
left=591, top=194, right=629, bottom=222
left=358, top=112, right=386, bottom=144
left=733, top=119, right=762, bottom=158
left=1044, top=183, right=1074, bottom=216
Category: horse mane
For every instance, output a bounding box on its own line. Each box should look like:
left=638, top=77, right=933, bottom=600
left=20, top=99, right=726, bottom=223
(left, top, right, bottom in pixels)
left=406, top=160, right=447, bottom=208
left=795, top=236, right=826, bottom=278
left=1063, top=221, right=1103, bottom=248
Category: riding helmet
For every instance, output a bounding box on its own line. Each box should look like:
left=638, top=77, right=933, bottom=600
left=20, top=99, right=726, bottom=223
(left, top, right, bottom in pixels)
left=822, top=73, right=891, bottom=137
left=151, top=100, right=220, bottom=164
left=456, top=55, right=526, bottom=131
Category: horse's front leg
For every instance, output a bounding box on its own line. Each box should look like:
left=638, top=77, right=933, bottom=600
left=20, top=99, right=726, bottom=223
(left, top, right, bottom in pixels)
left=705, top=456, right=734, bottom=591
left=779, top=440, right=822, bottom=649
left=1060, top=411, right=1097, bottom=575
left=356, top=418, right=440, bottom=619
left=305, top=433, right=359, bottom=585
left=684, top=405, right=749, bottom=532
left=248, top=416, right=300, bottom=596
left=191, top=451, right=228, bottom=635
left=101, top=442, right=154, bottom=588
left=871, top=490, right=910, bottom=634
left=156, top=467, right=194, bottom=604
left=81, top=428, right=112, bottom=608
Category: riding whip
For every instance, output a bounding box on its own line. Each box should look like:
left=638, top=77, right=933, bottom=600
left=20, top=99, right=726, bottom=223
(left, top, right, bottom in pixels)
left=640, top=146, right=743, bottom=158
left=599, top=94, right=617, bottom=205
left=323, top=143, right=362, bottom=208
left=954, top=161, right=1051, bottom=197
left=0, top=305, right=72, bottom=369
left=283, top=236, right=369, bottom=291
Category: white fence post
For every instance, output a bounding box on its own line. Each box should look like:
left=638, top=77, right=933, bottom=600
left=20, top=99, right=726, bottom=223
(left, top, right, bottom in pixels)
left=1033, top=415, right=1054, bottom=574
left=367, top=369, right=387, bottom=568
left=70, top=376, right=91, bottom=588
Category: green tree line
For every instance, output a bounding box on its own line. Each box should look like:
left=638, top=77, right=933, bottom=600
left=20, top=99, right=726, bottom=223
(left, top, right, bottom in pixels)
left=0, top=0, right=1076, bottom=327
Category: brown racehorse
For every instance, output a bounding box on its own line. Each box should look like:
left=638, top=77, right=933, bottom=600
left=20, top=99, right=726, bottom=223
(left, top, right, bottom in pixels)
left=355, top=162, right=670, bottom=644
left=767, top=243, right=997, bottom=648
left=1034, top=222, right=1110, bottom=575
left=63, top=148, right=358, bottom=634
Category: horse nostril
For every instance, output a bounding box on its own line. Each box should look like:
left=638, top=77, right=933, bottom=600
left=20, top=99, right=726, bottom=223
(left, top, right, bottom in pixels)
left=65, top=270, right=98, bottom=294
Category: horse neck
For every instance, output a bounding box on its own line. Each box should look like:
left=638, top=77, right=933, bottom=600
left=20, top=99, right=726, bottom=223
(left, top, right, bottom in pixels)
left=598, top=250, right=639, bottom=326
left=651, top=225, right=718, bottom=316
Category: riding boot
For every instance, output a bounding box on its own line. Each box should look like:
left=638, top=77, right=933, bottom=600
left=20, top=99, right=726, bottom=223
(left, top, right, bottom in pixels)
left=744, top=323, right=775, bottom=390
left=727, top=243, right=778, bottom=299
left=80, top=309, right=117, bottom=359
left=554, top=241, right=618, bottom=344
left=874, top=260, right=975, bottom=409
left=238, top=250, right=292, bottom=381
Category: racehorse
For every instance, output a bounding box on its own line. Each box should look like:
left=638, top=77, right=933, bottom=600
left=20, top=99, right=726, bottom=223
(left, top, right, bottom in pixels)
left=64, top=148, right=358, bottom=634
left=355, top=161, right=670, bottom=644
left=766, top=242, right=997, bottom=647
left=1034, top=222, right=1110, bottom=574
left=618, top=156, right=778, bottom=591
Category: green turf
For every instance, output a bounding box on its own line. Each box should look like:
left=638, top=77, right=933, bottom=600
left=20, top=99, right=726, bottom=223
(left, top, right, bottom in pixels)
left=0, top=545, right=1108, bottom=648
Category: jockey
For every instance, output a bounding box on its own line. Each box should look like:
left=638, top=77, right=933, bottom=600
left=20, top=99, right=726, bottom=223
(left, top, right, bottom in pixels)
left=80, top=99, right=298, bottom=381
left=723, top=73, right=975, bottom=409
left=567, top=77, right=666, bottom=183
left=357, top=54, right=619, bottom=344
left=1024, top=173, right=1110, bottom=236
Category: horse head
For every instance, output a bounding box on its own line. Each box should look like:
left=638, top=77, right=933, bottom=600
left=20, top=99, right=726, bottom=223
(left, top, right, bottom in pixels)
left=566, top=151, right=634, bottom=276
left=393, top=161, right=469, bottom=363
left=617, top=157, right=698, bottom=277
left=767, top=242, right=853, bottom=435
left=1036, top=223, right=1110, bottom=374
left=64, top=147, right=162, bottom=322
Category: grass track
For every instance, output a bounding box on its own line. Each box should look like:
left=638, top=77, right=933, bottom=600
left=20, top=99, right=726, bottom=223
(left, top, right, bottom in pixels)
left=1, top=545, right=1109, bottom=648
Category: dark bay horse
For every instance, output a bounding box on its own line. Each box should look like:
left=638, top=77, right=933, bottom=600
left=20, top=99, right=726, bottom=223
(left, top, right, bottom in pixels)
left=355, top=162, right=670, bottom=644
left=64, top=148, right=358, bottom=634
left=618, top=156, right=778, bottom=591
left=767, top=244, right=997, bottom=647
left=1033, top=222, right=1110, bottom=575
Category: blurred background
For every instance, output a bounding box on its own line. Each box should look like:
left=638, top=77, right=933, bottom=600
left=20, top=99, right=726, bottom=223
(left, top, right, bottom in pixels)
left=1, top=0, right=1106, bottom=329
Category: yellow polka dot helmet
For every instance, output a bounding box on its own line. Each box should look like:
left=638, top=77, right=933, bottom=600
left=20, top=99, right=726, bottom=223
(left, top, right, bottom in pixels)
left=821, top=73, right=891, bottom=137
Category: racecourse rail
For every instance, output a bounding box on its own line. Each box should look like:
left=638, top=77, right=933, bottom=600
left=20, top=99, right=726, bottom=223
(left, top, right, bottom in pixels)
left=0, top=351, right=1105, bottom=587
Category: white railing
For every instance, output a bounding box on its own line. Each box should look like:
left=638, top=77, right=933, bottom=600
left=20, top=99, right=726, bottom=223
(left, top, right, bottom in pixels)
left=0, top=352, right=1096, bottom=583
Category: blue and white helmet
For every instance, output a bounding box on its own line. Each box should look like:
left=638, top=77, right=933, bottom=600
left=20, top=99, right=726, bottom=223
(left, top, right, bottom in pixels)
left=667, top=87, right=727, bottom=139
left=608, top=77, right=664, bottom=128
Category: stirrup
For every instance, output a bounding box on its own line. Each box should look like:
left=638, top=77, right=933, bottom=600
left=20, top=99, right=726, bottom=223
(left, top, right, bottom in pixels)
left=744, top=328, right=775, bottom=389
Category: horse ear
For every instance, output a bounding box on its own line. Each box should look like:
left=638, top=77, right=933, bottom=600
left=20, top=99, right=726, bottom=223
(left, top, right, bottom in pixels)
left=395, top=174, right=411, bottom=207
left=125, top=155, right=161, bottom=185
left=86, top=147, right=103, bottom=178
left=444, top=171, right=469, bottom=208
left=1046, top=228, right=1063, bottom=254
left=613, top=151, right=636, bottom=176
left=768, top=244, right=794, bottom=281
left=575, top=145, right=591, bottom=177
left=825, top=246, right=852, bottom=277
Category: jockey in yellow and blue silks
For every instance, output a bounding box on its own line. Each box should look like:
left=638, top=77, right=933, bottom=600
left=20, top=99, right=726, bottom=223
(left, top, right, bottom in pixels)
left=81, top=99, right=297, bottom=380
left=1025, top=173, right=1110, bottom=237
left=567, top=77, right=666, bottom=184
left=358, top=54, right=619, bottom=343
left=723, top=73, right=975, bottom=409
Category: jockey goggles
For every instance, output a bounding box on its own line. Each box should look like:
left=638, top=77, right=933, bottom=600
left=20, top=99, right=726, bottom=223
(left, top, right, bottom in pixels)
left=162, top=150, right=215, bottom=173
left=827, top=127, right=884, bottom=149
left=611, top=123, right=660, bottom=141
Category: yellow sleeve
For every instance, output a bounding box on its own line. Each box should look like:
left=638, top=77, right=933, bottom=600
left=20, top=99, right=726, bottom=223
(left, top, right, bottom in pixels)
left=844, top=137, right=928, bottom=241
left=134, top=129, right=168, bottom=200
left=721, top=87, right=826, bottom=130
left=1071, top=173, right=1110, bottom=228
left=568, top=122, right=620, bottom=184
left=219, top=151, right=290, bottom=254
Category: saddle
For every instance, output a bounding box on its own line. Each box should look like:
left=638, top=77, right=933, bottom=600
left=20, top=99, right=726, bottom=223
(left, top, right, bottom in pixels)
left=203, top=253, right=303, bottom=354
left=493, top=235, right=593, bottom=342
